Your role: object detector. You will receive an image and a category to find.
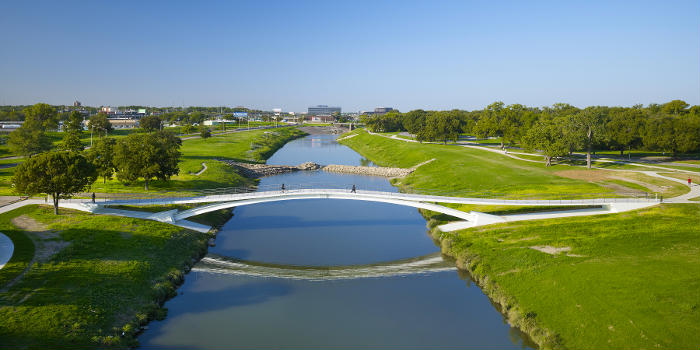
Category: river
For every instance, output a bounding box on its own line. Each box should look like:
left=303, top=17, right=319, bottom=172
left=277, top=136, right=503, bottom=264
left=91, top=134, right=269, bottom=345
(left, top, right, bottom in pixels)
left=138, top=134, right=535, bottom=349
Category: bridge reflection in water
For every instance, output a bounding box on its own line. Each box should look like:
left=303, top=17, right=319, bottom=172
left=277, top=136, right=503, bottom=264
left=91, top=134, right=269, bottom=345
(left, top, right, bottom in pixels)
left=194, top=252, right=456, bottom=281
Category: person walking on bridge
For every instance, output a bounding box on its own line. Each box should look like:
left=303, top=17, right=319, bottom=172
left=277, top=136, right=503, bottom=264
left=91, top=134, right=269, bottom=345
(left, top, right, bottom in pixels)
left=281, top=184, right=285, bottom=193
left=351, top=184, right=356, bottom=193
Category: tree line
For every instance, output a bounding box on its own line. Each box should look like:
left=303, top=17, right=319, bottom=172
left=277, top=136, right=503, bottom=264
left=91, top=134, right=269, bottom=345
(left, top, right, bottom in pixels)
left=9, top=103, right=182, bottom=214
left=361, top=100, right=700, bottom=167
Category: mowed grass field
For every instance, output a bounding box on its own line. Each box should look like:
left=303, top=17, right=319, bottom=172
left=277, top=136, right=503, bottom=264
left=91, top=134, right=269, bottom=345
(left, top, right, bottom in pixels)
left=438, top=204, right=700, bottom=349
left=0, top=205, right=214, bottom=348
left=341, top=130, right=616, bottom=198
left=0, top=127, right=305, bottom=195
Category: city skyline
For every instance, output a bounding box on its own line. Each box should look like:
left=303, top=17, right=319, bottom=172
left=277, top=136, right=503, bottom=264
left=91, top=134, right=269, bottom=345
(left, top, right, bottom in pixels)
left=1, top=0, right=698, bottom=112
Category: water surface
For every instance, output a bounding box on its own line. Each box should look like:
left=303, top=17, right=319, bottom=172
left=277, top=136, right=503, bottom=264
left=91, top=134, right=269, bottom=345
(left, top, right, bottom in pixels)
left=138, top=134, right=534, bottom=349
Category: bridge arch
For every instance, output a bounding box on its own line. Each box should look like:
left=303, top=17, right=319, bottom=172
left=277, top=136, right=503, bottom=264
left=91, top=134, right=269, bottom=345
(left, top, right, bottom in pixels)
left=173, top=192, right=474, bottom=222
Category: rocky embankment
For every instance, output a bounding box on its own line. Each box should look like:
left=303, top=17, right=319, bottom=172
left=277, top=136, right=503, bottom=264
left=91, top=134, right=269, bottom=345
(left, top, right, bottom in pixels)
left=323, top=164, right=412, bottom=177
left=221, top=161, right=321, bottom=177
left=298, top=125, right=350, bottom=134
left=223, top=158, right=435, bottom=179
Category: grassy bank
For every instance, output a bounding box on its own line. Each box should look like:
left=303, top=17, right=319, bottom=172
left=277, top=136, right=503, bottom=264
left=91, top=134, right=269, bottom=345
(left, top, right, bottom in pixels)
left=428, top=204, right=700, bottom=349
left=0, top=205, right=217, bottom=348
left=340, top=130, right=615, bottom=198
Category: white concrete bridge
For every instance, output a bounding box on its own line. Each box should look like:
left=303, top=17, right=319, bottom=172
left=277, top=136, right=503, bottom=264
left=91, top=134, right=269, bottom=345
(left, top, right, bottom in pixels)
left=59, top=187, right=659, bottom=233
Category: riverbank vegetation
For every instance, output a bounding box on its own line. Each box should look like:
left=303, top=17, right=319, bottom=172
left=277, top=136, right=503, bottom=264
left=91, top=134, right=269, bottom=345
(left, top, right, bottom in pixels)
left=429, top=204, right=700, bottom=349
left=0, top=205, right=213, bottom=348
left=361, top=100, right=700, bottom=167
left=339, top=129, right=685, bottom=199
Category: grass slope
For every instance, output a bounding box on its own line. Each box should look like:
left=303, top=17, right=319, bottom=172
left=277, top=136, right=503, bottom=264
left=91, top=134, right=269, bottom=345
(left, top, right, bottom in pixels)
left=0, top=205, right=210, bottom=348
left=340, top=130, right=612, bottom=198
left=435, top=204, right=700, bottom=349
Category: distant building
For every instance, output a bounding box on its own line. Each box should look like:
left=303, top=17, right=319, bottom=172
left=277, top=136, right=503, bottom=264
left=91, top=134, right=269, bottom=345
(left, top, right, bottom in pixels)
left=73, top=100, right=81, bottom=107
left=308, top=105, right=341, bottom=115
left=362, top=107, right=394, bottom=116
left=100, top=106, right=119, bottom=114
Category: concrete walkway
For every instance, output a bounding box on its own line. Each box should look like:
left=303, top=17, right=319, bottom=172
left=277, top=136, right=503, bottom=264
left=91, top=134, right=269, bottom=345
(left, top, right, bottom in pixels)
left=0, top=232, right=13, bottom=270
left=193, top=162, right=207, bottom=176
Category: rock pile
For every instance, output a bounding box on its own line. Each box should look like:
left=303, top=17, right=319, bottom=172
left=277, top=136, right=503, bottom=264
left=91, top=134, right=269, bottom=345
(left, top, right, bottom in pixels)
left=221, top=160, right=321, bottom=178
left=322, top=164, right=412, bottom=178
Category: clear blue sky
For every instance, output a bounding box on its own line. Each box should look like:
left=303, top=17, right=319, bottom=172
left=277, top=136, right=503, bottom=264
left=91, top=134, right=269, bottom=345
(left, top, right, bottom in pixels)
left=1, top=0, right=698, bottom=112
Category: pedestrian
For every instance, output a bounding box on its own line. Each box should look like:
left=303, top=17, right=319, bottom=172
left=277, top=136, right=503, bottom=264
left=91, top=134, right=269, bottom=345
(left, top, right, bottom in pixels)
left=91, top=192, right=96, bottom=203
left=281, top=184, right=285, bottom=192
left=688, top=178, right=692, bottom=187
left=351, top=184, right=356, bottom=193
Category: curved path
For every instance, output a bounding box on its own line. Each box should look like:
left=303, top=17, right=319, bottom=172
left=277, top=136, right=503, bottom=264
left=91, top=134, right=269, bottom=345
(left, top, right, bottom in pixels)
left=194, top=252, right=456, bottom=281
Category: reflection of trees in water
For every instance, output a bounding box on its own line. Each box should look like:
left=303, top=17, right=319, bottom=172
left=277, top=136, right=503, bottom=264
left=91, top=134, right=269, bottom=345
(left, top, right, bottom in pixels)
left=360, top=157, right=373, bottom=167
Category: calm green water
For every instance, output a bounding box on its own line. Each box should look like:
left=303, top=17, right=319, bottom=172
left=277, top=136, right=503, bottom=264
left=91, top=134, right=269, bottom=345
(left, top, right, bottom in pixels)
left=138, top=134, right=535, bottom=349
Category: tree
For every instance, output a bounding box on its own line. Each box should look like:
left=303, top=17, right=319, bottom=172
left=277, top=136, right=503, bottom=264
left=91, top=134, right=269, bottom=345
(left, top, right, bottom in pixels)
left=63, top=110, right=84, bottom=135
left=140, top=115, right=162, bottom=132
left=402, top=110, right=427, bottom=142
left=181, top=124, right=194, bottom=134
left=60, top=133, right=84, bottom=152
left=662, top=100, right=689, bottom=115
left=114, top=132, right=181, bottom=190
left=60, top=110, right=85, bottom=152
left=605, top=108, right=644, bottom=156
left=23, top=103, right=59, bottom=131
left=522, top=117, right=569, bottom=166
left=12, top=151, right=96, bottom=214
left=572, top=107, right=606, bottom=168
left=7, top=125, right=52, bottom=157
left=88, top=113, right=113, bottom=137
left=425, top=111, right=461, bottom=144
left=200, top=126, right=211, bottom=139
left=87, top=137, right=117, bottom=184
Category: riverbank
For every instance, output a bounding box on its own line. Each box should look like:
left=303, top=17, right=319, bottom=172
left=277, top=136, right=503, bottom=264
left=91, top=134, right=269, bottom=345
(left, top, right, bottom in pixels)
left=0, top=204, right=239, bottom=347
left=0, top=128, right=309, bottom=348
left=339, top=129, right=700, bottom=349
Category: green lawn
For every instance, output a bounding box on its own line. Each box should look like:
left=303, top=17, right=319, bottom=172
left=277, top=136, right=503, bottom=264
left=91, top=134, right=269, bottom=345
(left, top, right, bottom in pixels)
left=0, top=127, right=305, bottom=196
left=0, top=205, right=217, bottom=348
left=89, top=126, right=305, bottom=194
left=340, top=129, right=614, bottom=199
left=435, top=204, right=700, bottom=350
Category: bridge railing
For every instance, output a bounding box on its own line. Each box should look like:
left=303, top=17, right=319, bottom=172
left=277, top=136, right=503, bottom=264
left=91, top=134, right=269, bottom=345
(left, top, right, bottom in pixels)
left=85, top=182, right=660, bottom=206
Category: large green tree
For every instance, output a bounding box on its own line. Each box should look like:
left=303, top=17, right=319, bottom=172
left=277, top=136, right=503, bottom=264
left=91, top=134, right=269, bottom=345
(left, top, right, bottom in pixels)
left=7, top=125, right=52, bottom=157
left=88, top=113, right=113, bottom=137
left=60, top=110, right=85, bottom=152
left=139, top=115, right=162, bottom=132
left=572, top=107, right=607, bottom=168
left=522, top=117, right=569, bottom=166
left=12, top=151, right=96, bottom=214
left=87, top=137, right=117, bottom=184
left=23, top=103, right=59, bottom=131
left=114, top=131, right=181, bottom=190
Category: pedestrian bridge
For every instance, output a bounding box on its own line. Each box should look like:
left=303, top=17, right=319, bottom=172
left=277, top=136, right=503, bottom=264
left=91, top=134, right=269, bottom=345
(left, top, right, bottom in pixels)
left=63, top=186, right=659, bottom=233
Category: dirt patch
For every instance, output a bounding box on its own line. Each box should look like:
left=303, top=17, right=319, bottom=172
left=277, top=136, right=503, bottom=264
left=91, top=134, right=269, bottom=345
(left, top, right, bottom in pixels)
left=555, top=169, right=613, bottom=182
left=11, top=215, right=69, bottom=263
left=530, top=245, right=571, bottom=255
